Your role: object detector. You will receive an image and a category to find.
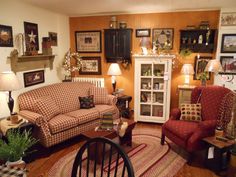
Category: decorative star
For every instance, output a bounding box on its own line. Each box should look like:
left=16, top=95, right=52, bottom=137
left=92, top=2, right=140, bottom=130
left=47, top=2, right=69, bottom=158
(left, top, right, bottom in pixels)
left=28, top=31, right=36, bottom=43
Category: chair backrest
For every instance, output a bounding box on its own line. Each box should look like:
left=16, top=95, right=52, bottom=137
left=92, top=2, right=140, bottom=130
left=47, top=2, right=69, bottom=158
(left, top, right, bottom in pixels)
left=71, top=137, right=135, bottom=177
left=191, top=86, right=231, bottom=121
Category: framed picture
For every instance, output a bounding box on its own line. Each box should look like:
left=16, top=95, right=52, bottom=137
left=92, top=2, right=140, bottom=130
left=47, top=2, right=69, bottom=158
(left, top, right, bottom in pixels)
left=152, top=28, right=174, bottom=50
left=75, top=31, right=101, bottom=53
left=24, top=22, right=39, bottom=51
left=220, top=56, right=236, bottom=75
left=194, top=56, right=212, bottom=80
left=221, top=12, right=236, bottom=26
left=136, top=29, right=151, bottom=37
left=79, top=56, right=101, bottom=75
left=48, top=32, right=57, bottom=46
left=23, top=70, right=45, bottom=87
left=221, top=34, right=236, bottom=53
left=0, top=24, right=13, bottom=47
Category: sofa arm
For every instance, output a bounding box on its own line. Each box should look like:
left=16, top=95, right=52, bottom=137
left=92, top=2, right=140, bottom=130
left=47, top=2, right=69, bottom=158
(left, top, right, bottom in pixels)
left=107, top=94, right=117, bottom=105
left=170, top=108, right=181, bottom=120
left=19, top=110, right=46, bottom=127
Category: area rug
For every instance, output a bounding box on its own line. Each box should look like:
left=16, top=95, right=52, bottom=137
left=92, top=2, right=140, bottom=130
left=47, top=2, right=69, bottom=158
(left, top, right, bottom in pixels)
left=48, top=127, right=186, bottom=177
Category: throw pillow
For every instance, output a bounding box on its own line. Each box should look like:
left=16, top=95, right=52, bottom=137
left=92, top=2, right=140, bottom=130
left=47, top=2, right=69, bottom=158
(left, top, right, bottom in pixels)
left=90, top=87, right=108, bottom=104
left=180, top=103, right=202, bottom=122
left=79, top=95, right=95, bottom=109
left=34, top=96, right=61, bottom=121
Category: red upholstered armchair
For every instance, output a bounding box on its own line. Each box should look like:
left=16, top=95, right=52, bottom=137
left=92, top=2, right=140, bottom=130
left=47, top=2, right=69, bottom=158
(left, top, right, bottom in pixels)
left=161, top=86, right=231, bottom=152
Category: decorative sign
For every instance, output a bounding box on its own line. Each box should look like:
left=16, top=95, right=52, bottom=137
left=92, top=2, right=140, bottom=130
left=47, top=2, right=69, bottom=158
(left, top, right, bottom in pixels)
left=0, top=24, right=13, bottom=47
left=23, top=70, right=44, bottom=87
left=79, top=56, right=101, bottom=75
left=75, top=31, right=101, bottom=53
left=24, top=22, right=39, bottom=52
left=152, top=28, right=174, bottom=50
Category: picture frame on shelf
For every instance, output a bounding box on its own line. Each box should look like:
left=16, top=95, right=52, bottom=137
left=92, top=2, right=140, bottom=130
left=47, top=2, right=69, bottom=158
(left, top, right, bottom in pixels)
left=75, top=30, right=101, bottom=53
left=221, top=12, right=236, bottom=26
left=79, top=56, right=101, bottom=75
left=221, top=34, right=236, bottom=53
left=220, top=56, right=236, bottom=75
left=0, top=24, right=13, bottom=47
left=24, top=22, right=39, bottom=52
left=48, top=32, right=57, bottom=46
left=135, top=29, right=151, bottom=37
left=152, top=28, right=174, bottom=50
left=23, top=70, right=45, bottom=87
left=193, top=56, right=212, bottom=80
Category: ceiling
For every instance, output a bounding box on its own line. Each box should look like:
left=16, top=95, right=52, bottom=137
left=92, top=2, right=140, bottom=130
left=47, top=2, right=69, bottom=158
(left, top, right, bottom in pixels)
left=22, top=0, right=236, bottom=17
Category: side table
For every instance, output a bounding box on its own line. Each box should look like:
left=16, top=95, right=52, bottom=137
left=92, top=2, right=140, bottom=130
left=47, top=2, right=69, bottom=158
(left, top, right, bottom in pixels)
left=203, top=136, right=235, bottom=172
left=116, top=95, right=132, bottom=118
left=0, top=116, right=34, bottom=139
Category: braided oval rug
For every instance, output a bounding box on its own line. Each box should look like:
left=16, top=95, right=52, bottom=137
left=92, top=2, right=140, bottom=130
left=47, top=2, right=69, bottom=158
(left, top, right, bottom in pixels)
left=48, top=128, right=186, bottom=177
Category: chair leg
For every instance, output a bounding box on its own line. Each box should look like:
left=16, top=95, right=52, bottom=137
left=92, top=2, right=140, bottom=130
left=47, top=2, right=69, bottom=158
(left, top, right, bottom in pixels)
left=187, top=152, right=194, bottom=165
left=161, top=134, right=165, bottom=145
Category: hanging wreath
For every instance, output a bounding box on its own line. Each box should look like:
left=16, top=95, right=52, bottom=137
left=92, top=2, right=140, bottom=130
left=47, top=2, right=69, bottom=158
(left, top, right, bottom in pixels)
left=63, top=50, right=81, bottom=75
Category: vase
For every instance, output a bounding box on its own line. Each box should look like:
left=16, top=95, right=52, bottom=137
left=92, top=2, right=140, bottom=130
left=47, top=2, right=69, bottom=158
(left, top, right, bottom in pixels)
left=6, top=158, right=26, bottom=168
left=201, top=80, right=206, bottom=86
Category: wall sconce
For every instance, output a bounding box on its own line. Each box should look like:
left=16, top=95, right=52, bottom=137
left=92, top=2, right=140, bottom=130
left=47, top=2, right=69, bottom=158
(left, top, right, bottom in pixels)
left=181, top=64, right=195, bottom=85
left=107, top=63, right=122, bottom=93
left=140, top=37, right=151, bottom=55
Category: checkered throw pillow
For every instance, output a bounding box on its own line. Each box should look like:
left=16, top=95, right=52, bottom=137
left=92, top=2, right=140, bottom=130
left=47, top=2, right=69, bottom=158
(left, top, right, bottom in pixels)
left=34, top=96, right=61, bottom=121
left=79, top=95, right=95, bottom=109
left=90, top=87, right=108, bottom=105
left=180, top=103, right=202, bottom=122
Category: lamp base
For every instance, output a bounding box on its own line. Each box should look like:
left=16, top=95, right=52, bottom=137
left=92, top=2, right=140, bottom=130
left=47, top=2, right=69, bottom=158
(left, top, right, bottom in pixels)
left=8, top=91, right=14, bottom=115
left=112, top=82, right=116, bottom=93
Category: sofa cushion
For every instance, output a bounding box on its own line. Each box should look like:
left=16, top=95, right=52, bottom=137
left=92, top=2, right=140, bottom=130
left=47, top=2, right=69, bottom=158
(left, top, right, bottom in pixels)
left=180, top=103, right=202, bottom=122
left=79, top=95, right=95, bottom=109
left=65, top=108, right=99, bottom=125
left=163, top=120, right=199, bottom=141
left=94, top=105, right=117, bottom=118
left=48, top=114, right=78, bottom=134
left=34, top=96, right=60, bottom=121
left=90, top=87, right=108, bottom=104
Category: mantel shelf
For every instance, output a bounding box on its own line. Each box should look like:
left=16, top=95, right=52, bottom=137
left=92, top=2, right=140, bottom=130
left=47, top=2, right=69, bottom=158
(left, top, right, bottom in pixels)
left=9, top=50, right=55, bottom=73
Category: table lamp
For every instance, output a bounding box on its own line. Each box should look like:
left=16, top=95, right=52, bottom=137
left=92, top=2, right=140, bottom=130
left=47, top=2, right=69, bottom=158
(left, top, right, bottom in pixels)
left=181, top=64, right=195, bottom=85
left=107, top=63, right=122, bottom=93
left=0, top=71, right=21, bottom=115
left=205, top=59, right=223, bottom=74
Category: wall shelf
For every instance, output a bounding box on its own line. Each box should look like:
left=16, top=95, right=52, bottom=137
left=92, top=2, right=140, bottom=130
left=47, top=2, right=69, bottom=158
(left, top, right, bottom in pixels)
left=9, top=49, right=55, bottom=73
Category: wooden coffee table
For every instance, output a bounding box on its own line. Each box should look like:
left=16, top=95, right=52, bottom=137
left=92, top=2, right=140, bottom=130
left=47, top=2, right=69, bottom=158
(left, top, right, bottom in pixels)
left=81, top=118, right=136, bottom=163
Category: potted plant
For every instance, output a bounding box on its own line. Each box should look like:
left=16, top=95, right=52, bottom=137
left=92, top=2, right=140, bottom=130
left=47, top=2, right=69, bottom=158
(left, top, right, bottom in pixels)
left=198, top=72, right=209, bottom=86
left=0, top=129, right=37, bottom=166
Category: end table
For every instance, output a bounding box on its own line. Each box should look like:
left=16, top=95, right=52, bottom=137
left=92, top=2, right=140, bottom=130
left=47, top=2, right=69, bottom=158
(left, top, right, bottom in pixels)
left=203, top=136, right=235, bottom=172
left=116, top=95, right=132, bottom=118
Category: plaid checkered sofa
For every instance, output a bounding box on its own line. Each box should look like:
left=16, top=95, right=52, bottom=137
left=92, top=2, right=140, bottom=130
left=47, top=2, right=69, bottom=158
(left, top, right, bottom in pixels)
left=18, top=82, right=119, bottom=147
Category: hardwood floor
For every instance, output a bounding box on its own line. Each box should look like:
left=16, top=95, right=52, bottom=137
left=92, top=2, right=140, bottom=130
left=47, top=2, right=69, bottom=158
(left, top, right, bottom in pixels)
left=26, top=122, right=226, bottom=177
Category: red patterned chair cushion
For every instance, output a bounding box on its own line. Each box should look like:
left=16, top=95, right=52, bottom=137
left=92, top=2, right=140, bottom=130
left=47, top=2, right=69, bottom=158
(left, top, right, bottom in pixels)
left=163, top=120, right=199, bottom=141
left=34, top=96, right=61, bottom=121
left=65, top=108, right=99, bottom=125
left=48, top=114, right=78, bottom=134
left=90, top=87, right=108, bottom=104
left=180, top=103, right=201, bottom=121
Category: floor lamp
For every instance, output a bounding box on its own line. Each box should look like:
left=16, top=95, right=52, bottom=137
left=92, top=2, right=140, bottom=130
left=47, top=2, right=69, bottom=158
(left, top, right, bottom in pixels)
left=0, top=71, right=21, bottom=115
left=107, top=63, right=122, bottom=93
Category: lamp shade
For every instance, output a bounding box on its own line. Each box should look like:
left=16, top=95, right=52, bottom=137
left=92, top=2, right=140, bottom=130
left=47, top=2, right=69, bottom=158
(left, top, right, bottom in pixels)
left=0, top=71, right=21, bottom=91
left=181, top=64, right=195, bottom=75
left=205, top=59, right=223, bottom=73
left=107, top=63, right=122, bottom=76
